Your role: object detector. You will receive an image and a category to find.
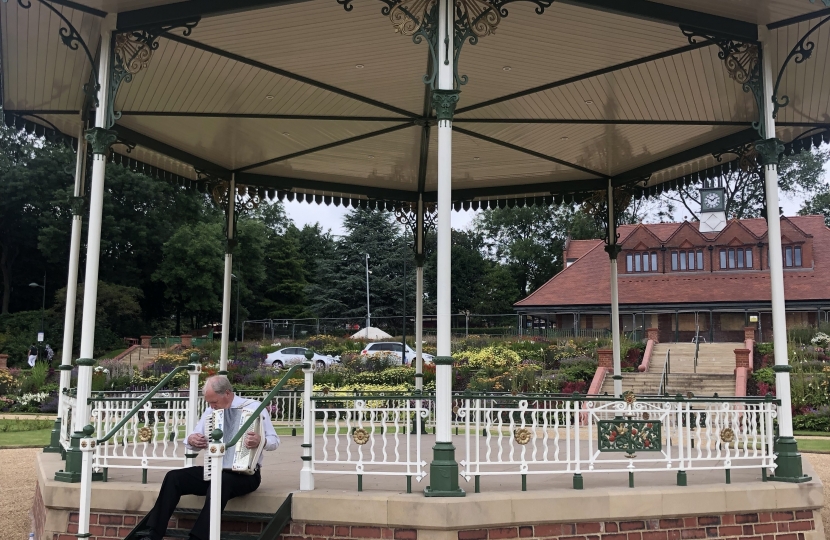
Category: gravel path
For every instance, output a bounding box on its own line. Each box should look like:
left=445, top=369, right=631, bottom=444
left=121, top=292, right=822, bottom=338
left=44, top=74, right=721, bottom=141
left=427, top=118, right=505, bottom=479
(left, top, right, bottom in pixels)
left=0, top=450, right=829, bottom=540
left=0, top=448, right=39, bottom=540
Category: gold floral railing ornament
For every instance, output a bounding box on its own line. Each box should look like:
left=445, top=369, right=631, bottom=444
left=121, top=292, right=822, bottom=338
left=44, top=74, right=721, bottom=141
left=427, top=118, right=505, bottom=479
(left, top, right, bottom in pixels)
left=513, top=427, right=531, bottom=445
left=720, top=427, right=735, bottom=444
left=137, top=426, right=153, bottom=443
left=352, top=428, right=370, bottom=445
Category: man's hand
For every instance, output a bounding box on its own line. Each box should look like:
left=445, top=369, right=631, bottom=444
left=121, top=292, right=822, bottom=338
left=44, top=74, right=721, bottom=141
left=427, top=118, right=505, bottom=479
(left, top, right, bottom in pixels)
left=244, top=432, right=261, bottom=449
left=187, top=433, right=208, bottom=449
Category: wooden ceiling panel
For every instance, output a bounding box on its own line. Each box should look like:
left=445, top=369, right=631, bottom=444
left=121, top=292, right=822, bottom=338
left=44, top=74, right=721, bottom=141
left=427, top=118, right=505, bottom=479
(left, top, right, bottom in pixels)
left=652, top=0, right=824, bottom=25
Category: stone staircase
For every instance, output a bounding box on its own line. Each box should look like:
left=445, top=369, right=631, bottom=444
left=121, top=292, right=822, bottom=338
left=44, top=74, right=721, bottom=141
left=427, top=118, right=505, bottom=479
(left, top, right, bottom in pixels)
left=115, top=346, right=163, bottom=370
left=600, top=342, right=740, bottom=397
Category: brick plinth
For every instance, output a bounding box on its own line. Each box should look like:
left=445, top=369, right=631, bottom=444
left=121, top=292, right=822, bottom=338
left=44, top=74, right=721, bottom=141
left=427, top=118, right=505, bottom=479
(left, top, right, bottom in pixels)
left=181, top=335, right=192, bottom=347
left=646, top=328, right=659, bottom=343
left=140, top=335, right=151, bottom=349
left=597, top=349, right=613, bottom=369
left=42, top=510, right=820, bottom=540
left=734, top=348, right=751, bottom=369
left=744, top=327, right=756, bottom=342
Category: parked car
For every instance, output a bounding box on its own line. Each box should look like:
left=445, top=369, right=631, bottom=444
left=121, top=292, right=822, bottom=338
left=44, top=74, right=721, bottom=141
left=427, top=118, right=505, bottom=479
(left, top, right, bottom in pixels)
left=360, top=342, right=434, bottom=366
left=264, top=347, right=338, bottom=370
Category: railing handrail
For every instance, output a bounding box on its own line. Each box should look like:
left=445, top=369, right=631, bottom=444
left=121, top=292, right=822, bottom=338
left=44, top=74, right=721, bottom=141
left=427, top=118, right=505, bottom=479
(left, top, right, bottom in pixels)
left=225, top=363, right=307, bottom=448
left=658, top=348, right=670, bottom=395
left=96, top=364, right=194, bottom=443
left=694, top=325, right=700, bottom=373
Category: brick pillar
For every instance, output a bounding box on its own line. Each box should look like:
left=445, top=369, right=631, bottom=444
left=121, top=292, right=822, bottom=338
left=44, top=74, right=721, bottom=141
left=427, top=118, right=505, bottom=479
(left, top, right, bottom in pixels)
left=646, top=328, right=659, bottom=343
left=744, top=326, right=756, bottom=342
left=597, top=349, right=613, bottom=369
left=181, top=335, right=192, bottom=347
left=140, top=335, right=151, bottom=349
left=734, top=348, right=751, bottom=369
left=0, top=354, right=7, bottom=369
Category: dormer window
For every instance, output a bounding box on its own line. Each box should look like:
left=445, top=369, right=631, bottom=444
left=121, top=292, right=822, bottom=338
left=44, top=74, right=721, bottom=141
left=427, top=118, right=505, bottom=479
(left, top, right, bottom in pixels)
left=719, top=247, right=753, bottom=269
left=626, top=252, right=657, bottom=273
left=785, top=246, right=802, bottom=267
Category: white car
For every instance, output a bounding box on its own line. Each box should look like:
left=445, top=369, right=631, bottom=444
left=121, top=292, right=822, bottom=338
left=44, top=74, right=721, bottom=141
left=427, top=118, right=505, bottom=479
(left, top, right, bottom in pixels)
left=360, top=342, right=434, bottom=366
left=264, top=347, right=338, bottom=370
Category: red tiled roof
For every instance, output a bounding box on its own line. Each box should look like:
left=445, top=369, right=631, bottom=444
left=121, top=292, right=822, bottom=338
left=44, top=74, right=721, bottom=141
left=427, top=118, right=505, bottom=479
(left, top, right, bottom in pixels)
left=516, top=215, right=830, bottom=308
left=565, top=239, right=602, bottom=261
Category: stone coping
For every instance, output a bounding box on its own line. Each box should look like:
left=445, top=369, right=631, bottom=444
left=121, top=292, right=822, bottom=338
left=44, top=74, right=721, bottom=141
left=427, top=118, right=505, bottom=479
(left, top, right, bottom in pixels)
left=36, top=453, right=824, bottom=531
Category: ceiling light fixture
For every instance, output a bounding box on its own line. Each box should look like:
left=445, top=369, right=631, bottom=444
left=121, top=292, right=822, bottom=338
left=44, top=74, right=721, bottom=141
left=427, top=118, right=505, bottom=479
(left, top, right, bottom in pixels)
left=265, top=95, right=274, bottom=100
left=560, top=136, right=569, bottom=141
left=473, top=156, right=480, bottom=160
left=282, top=132, right=291, bottom=136
left=584, top=99, right=594, bottom=105
left=502, top=66, right=511, bottom=71
left=368, top=155, right=375, bottom=159
left=355, top=64, right=365, bottom=69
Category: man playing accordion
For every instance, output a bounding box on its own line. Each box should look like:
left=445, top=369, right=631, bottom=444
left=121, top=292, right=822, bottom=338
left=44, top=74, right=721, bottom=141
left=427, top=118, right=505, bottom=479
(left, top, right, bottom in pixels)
left=136, top=375, right=279, bottom=540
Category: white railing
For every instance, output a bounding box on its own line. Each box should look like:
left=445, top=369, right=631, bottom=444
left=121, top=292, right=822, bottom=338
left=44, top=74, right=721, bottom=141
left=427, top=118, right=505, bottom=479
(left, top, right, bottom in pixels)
left=91, top=395, right=192, bottom=473
left=61, top=392, right=77, bottom=450
left=658, top=349, right=671, bottom=395
left=310, top=392, right=431, bottom=490
left=457, top=394, right=777, bottom=486
left=237, top=390, right=303, bottom=433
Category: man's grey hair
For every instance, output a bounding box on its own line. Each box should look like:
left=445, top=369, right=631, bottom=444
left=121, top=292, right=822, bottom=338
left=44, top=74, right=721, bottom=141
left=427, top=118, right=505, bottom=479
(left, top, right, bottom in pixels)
left=203, top=375, right=233, bottom=394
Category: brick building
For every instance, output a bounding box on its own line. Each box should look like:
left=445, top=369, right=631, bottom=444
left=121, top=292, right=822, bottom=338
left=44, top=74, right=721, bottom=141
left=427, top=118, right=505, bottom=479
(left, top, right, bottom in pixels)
left=515, top=215, right=830, bottom=343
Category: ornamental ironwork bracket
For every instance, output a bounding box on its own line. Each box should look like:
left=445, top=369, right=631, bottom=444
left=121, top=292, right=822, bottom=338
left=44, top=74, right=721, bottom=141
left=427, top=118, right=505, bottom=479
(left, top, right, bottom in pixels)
left=772, top=15, right=830, bottom=118
left=712, top=142, right=760, bottom=174
left=681, top=27, right=763, bottom=137
left=84, top=127, right=117, bottom=155
left=338, top=0, right=553, bottom=90
left=582, top=187, right=631, bottom=259
left=199, top=173, right=262, bottom=242
left=107, top=18, right=200, bottom=128
left=395, top=203, right=437, bottom=257
left=12, top=0, right=100, bottom=105
left=69, top=196, right=86, bottom=217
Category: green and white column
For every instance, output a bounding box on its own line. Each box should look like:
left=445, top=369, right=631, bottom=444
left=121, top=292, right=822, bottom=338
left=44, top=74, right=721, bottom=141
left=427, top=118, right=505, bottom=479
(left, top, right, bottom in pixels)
left=415, top=196, right=425, bottom=393
left=219, top=174, right=237, bottom=374
left=45, top=123, right=88, bottom=454
left=758, top=27, right=809, bottom=482
left=56, top=14, right=118, bottom=482
left=425, top=0, right=463, bottom=497
left=606, top=181, right=623, bottom=398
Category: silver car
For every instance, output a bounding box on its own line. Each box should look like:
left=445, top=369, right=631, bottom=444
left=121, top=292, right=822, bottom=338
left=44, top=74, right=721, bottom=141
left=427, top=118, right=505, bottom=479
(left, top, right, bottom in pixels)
left=360, top=342, right=434, bottom=366
left=264, top=347, right=337, bottom=370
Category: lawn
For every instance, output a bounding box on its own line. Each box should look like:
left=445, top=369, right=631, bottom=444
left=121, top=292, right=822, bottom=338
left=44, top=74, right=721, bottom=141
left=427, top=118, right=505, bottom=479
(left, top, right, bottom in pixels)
left=794, top=430, right=830, bottom=437
left=0, top=428, right=51, bottom=447
left=796, top=438, right=830, bottom=453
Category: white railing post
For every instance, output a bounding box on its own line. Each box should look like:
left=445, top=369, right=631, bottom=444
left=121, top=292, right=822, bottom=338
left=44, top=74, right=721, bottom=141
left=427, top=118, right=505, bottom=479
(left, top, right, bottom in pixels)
left=300, top=362, right=315, bottom=490
left=186, top=356, right=202, bottom=467
left=78, top=425, right=96, bottom=537
left=208, top=430, right=225, bottom=540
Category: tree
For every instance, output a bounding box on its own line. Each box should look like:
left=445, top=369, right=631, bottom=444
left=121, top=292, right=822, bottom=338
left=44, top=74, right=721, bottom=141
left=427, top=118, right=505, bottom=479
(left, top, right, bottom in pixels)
left=285, top=222, right=335, bottom=285
left=799, top=189, right=830, bottom=226
left=660, top=148, right=829, bottom=221
left=259, top=233, right=309, bottom=319
left=474, top=204, right=603, bottom=296
left=308, top=209, right=413, bottom=323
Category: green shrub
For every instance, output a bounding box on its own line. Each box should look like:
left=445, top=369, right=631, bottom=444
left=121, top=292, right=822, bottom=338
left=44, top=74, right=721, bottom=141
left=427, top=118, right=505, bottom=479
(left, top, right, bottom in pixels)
left=560, top=359, right=597, bottom=383
left=752, top=367, right=775, bottom=385
left=793, top=410, right=830, bottom=432
left=20, top=362, right=48, bottom=393
left=452, top=345, right=521, bottom=369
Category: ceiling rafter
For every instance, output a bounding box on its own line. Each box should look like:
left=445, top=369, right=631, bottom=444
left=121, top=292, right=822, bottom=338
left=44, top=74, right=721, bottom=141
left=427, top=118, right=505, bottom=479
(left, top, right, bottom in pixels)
left=768, top=7, right=830, bottom=29
left=236, top=122, right=416, bottom=173
left=119, top=112, right=406, bottom=122
left=453, top=126, right=609, bottom=179
left=455, top=42, right=713, bottom=115
left=559, top=0, right=757, bottom=40
left=454, top=119, right=752, bottom=126
left=117, top=0, right=308, bottom=31
left=162, top=33, right=419, bottom=119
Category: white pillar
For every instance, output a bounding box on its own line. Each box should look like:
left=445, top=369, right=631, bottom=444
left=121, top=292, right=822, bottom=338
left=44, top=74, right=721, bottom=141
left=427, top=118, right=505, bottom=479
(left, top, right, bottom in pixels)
left=426, top=0, right=463, bottom=497
left=58, top=125, right=87, bottom=421
left=415, top=197, right=425, bottom=392
left=74, top=15, right=116, bottom=434
left=77, top=432, right=96, bottom=537
left=185, top=360, right=202, bottom=467
left=219, top=175, right=236, bottom=374
left=607, top=181, right=622, bottom=398
left=299, top=363, right=315, bottom=490
left=208, top=435, right=225, bottom=540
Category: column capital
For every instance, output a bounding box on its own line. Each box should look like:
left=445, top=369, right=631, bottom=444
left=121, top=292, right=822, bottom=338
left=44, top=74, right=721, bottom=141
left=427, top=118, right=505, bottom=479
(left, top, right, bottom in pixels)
left=755, top=138, right=784, bottom=166
left=604, top=244, right=622, bottom=260
left=432, top=90, right=461, bottom=122
left=84, top=127, right=117, bottom=155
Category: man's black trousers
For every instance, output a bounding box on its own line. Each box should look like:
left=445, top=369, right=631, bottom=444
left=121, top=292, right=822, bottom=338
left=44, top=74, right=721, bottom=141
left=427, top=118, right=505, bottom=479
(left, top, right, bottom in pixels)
left=142, top=465, right=261, bottom=540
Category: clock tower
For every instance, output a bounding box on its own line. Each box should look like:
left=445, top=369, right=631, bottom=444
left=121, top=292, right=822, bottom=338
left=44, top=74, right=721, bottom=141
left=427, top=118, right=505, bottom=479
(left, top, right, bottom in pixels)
left=699, top=187, right=727, bottom=233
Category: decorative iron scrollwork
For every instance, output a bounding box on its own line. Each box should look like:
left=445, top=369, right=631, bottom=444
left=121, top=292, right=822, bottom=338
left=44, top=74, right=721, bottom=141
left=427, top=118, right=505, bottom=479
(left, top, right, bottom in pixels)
left=84, top=127, right=118, bottom=155
left=754, top=137, right=785, bottom=167
left=199, top=174, right=262, bottom=248
left=13, top=0, right=101, bottom=105
left=681, top=28, right=763, bottom=136
left=341, top=0, right=553, bottom=89
left=598, top=419, right=662, bottom=453
left=107, top=19, right=200, bottom=128
left=712, top=142, right=759, bottom=174
left=582, top=187, right=631, bottom=259
left=395, top=202, right=437, bottom=256
left=772, top=15, right=830, bottom=118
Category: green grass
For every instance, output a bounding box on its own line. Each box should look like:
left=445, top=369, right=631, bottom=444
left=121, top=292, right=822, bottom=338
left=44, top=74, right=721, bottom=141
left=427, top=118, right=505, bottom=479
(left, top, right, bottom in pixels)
left=797, top=438, right=830, bottom=453
left=98, top=348, right=127, bottom=359
left=0, top=428, right=51, bottom=447
left=794, top=430, right=830, bottom=437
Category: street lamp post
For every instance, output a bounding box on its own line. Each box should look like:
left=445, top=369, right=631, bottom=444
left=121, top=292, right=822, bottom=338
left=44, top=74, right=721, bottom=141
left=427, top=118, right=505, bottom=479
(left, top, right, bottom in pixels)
left=231, top=273, right=240, bottom=361
left=365, top=253, right=371, bottom=338
left=29, top=272, right=46, bottom=359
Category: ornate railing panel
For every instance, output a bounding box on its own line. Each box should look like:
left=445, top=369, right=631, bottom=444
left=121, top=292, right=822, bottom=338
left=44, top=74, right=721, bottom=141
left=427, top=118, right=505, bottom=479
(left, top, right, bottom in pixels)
left=61, top=392, right=77, bottom=450
left=458, top=395, right=778, bottom=481
left=311, top=393, right=431, bottom=484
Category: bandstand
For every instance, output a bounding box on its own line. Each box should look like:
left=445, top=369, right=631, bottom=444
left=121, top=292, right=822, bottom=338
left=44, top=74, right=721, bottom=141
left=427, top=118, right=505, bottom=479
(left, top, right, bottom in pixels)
left=3, top=0, right=830, bottom=538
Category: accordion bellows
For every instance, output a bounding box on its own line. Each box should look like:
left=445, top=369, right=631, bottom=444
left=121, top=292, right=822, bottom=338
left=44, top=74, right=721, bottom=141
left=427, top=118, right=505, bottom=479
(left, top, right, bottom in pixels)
left=203, top=405, right=266, bottom=480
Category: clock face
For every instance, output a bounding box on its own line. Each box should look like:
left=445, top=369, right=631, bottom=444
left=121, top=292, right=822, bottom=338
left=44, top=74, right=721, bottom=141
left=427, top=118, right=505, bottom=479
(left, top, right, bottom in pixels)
left=704, top=192, right=721, bottom=209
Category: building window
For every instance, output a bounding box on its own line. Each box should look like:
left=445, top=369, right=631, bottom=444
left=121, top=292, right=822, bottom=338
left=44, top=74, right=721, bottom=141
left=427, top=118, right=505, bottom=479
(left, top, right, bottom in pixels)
left=719, top=248, right=753, bottom=269
left=784, top=246, right=803, bottom=267
left=671, top=250, right=703, bottom=271
left=626, top=252, right=657, bottom=273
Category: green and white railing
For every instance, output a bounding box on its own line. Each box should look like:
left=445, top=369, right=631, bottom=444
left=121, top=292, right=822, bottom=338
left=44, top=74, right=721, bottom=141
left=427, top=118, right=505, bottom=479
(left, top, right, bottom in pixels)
left=456, top=393, right=778, bottom=490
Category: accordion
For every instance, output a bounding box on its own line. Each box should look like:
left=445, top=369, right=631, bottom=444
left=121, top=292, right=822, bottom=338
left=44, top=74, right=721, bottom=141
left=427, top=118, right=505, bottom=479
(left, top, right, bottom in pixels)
left=203, top=405, right=266, bottom=480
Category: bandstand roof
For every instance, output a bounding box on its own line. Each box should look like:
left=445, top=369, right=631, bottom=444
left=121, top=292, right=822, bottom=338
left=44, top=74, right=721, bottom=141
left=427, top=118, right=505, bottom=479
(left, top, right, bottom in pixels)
left=3, top=0, right=830, bottom=209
